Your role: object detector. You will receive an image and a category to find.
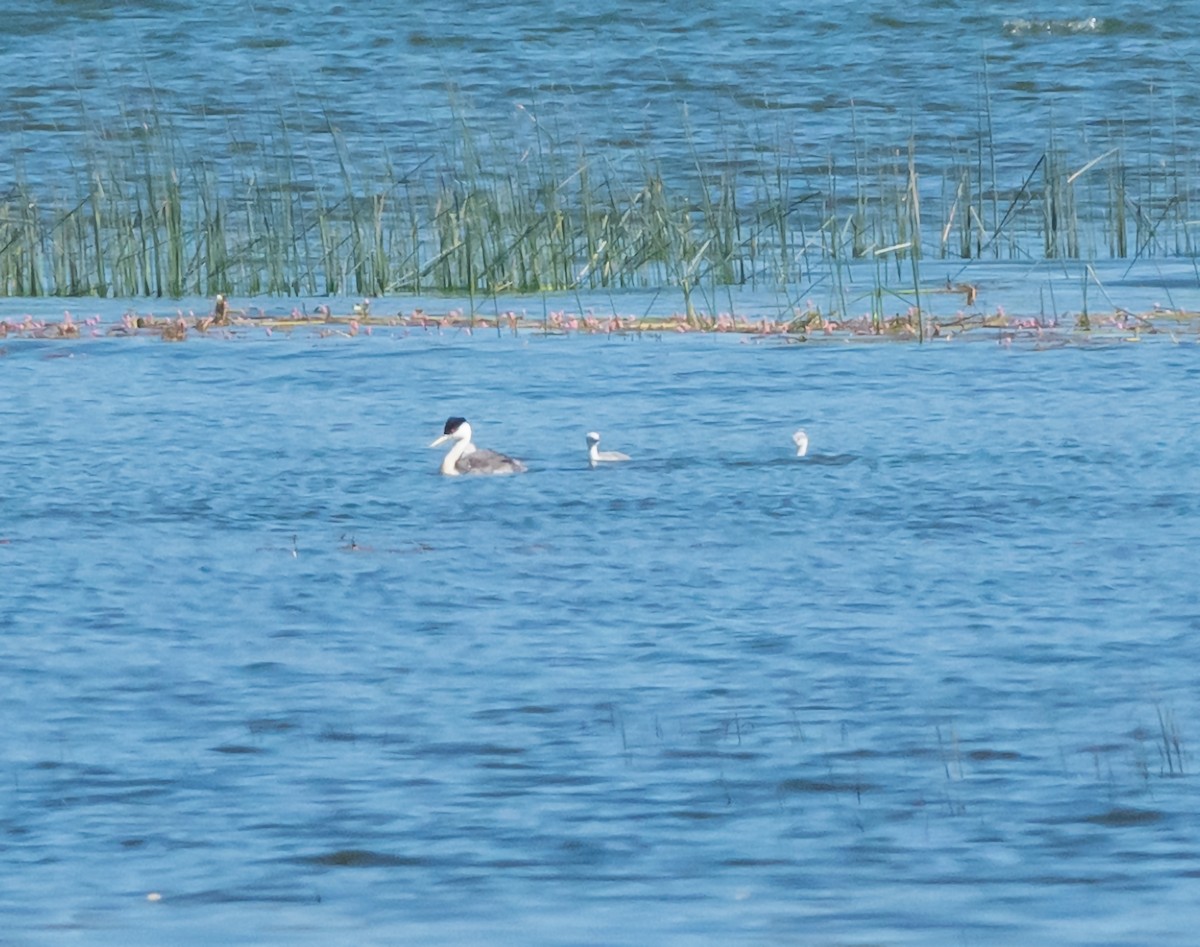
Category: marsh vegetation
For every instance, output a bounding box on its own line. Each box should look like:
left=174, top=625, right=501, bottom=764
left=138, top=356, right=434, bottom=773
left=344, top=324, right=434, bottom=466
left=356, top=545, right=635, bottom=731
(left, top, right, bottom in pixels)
left=1, top=101, right=1195, bottom=310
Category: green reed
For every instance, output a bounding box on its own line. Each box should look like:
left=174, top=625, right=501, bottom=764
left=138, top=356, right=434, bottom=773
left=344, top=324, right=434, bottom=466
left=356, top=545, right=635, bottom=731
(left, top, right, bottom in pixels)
left=1, top=103, right=1197, bottom=305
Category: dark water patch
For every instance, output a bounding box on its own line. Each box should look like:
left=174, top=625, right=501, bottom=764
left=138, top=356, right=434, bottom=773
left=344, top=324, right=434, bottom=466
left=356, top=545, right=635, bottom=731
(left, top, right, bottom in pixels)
left=1027, top=874, right=1138, bottom=887
left=1083, top=808, right=1164, bottom=828
left=317, top=729, right=359, bottom=743
left=779, top=779, right=874, bottom=795
left=246, top=718, right=299, bottom=734
left=239, top=36, right=292, bottom=51
left=477, top=760, right=536, bottom=772
left=479, top=858, right=546, bottom=871
left=45, top=782, right=176, bottom=808
left=242, top=661, right=287, bottom=674
left=471, top=705, right=561, bottom=724
left=802, top=453, right=860, bottom=466
left=210, top=744, right=265, bottom=755
left=660, top=749, right=760, bottom=762
left=421, top=742, right=528, bottom=758
left=1080, top=743, right=1127, bottom=755
left=526, top=773, right=607, bottom=788
left=300, top=849, right=432, bottom=869
left=967, top=749, right=1024, bottom=762
left=166, top=887, right=322, bottom=905
left=870, top=13, right=919, bottom=30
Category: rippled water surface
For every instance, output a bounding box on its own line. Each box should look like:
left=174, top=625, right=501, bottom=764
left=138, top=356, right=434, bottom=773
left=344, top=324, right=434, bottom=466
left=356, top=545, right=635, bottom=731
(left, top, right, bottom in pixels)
left=3, top=331, right=1199, bottom=944
left=3, top=0, right=1199, bottom=184
left=4, top=1, right=1200, bottom=942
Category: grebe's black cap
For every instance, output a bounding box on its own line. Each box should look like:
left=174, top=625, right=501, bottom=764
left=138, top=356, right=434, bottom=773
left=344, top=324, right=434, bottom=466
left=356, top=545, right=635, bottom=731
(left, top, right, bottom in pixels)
left=443, top=417, right=467, bottom=435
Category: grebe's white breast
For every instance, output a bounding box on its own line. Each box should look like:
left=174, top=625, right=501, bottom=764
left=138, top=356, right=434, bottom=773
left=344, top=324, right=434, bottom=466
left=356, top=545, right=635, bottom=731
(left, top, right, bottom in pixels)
left=430, top=417, right=527, bottom=476
left=586, top=431, right=631, bottom=466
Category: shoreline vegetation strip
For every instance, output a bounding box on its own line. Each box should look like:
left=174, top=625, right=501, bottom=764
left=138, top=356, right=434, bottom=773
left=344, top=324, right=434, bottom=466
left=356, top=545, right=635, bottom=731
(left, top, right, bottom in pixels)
left=1, top=296, right=1194, bottom=344
left=1, top=102, right=1196, bottom=303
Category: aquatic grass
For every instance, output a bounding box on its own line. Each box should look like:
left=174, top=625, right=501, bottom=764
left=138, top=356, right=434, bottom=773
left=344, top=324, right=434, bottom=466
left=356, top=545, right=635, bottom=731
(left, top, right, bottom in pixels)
left=907, top=139, right=925, bottom=342
left=1156, top=704, right=1185, bottom=776
left=3, top=99, right=1200, bottom=301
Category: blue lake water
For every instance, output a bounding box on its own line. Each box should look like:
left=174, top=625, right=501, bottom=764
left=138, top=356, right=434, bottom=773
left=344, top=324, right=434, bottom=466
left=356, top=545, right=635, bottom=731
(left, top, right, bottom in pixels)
left=3, top=330, right=1199, bottom=944
left=3, top=0, right=1197, bottom=176
left=4, top=2, right=1200, bottom=943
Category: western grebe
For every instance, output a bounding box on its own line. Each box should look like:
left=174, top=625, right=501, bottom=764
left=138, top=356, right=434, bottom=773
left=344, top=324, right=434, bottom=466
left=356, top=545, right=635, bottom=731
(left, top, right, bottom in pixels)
left=792, top=430, right=809, bottom=457
left=586, top=431, right=631, bottom=466
left=430, top=417, right=527, bottom=476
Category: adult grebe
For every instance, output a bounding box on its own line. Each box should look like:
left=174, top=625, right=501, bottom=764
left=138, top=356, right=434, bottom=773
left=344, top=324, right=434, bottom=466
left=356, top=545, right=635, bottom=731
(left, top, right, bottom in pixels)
left=430, top=417, right=527, bottom=476
left=792, top=430, right=809, bottom=457
left=586, top=431, right=631, bottom=466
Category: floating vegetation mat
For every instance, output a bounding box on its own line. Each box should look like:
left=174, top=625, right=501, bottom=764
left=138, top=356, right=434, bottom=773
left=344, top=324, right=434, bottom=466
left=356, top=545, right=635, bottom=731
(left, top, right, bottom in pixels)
left=3, top=294, right=1198, bottom=346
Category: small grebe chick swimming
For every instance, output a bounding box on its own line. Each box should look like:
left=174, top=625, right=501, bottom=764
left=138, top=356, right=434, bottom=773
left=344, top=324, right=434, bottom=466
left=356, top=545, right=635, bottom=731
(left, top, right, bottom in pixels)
left=430, top=417, right=527, bottom=476
left=586, top=431, right=631, bottom=466
left=792, top=430, right=809, bottom=457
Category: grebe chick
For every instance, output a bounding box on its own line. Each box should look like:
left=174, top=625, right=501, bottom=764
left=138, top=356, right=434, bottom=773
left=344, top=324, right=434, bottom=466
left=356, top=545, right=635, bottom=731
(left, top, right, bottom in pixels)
left=792, top=430, right=809, bottom=457
left=430, top=417, right=527, bottom=476
left=586, top=431, right=631, bottom=467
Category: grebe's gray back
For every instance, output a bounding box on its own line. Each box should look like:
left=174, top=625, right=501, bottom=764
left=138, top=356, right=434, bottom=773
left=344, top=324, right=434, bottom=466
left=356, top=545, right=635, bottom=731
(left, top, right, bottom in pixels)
left=792, top=430, right=809, bottom=457
left=586, top=431, right=631, bottom=466
left=430, top=417, right=527, bottom=476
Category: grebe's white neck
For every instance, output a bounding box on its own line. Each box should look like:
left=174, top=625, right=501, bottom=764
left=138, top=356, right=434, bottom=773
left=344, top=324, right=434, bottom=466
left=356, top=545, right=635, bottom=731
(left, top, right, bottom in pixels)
left=431, top=419, right=476, bottom=476
left=440, top=436, right=474, bottom=476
